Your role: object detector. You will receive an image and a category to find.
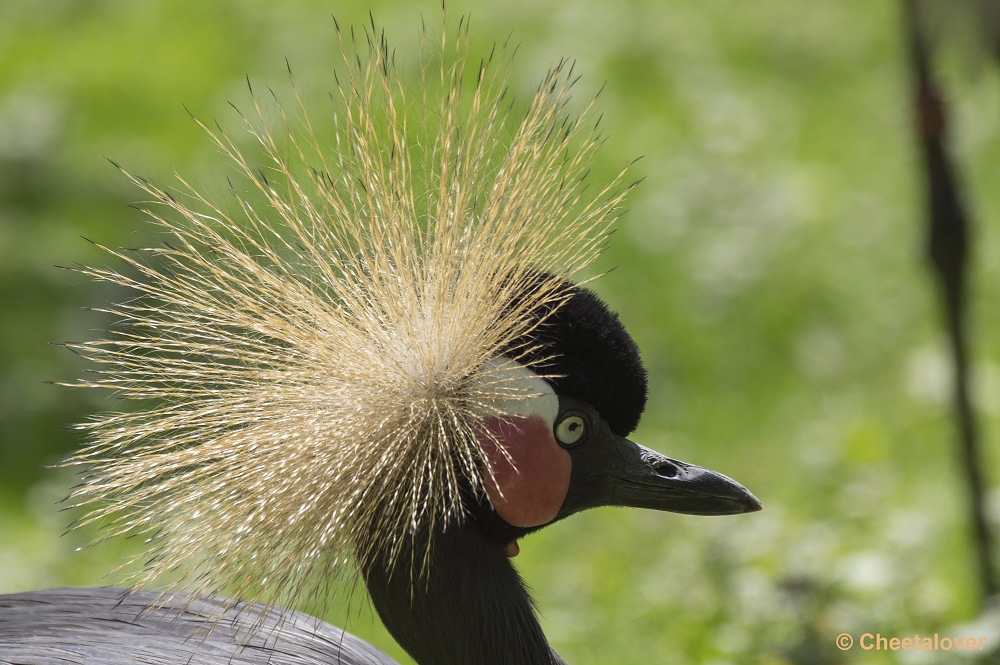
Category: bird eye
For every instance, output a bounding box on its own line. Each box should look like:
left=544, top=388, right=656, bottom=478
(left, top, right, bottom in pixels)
left=554, top=413, right=588, bottom=447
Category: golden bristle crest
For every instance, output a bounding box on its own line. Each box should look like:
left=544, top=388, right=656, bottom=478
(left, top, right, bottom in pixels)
left=63, top=18, right=632, bottom=609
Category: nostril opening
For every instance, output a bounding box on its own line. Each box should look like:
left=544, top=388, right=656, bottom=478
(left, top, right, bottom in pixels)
left=654, top=461, right=679, bottom=479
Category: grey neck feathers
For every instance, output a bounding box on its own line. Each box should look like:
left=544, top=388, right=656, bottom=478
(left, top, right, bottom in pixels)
left=362, top=518, right=565, bottom=665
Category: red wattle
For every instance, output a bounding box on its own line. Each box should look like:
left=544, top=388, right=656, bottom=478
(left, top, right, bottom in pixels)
left=478, top=415, right=571, bottom=528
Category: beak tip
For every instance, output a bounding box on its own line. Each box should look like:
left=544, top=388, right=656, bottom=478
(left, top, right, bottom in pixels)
left=712, top=491, right=762, bottom=516
left=693, top=466, right=763, bottom=516
left=727, top=481, right=762, bottom=514
left=694, top=474, right=763, bottom=516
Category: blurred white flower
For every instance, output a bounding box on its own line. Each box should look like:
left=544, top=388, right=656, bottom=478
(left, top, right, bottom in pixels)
left=0, top=90, right=62, bottom=160
left=906, top=345, right=952, bottom=404
left=839, top=552, right=892, bottom=591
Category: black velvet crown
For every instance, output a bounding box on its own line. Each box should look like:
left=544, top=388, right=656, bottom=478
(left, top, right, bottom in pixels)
left=518, top=279, right=648, bottom=437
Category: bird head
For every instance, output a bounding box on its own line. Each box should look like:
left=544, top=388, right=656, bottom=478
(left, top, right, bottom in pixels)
left=463, top=278, right=760, bottom=557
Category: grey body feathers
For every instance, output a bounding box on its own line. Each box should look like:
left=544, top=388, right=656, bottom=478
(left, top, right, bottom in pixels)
left=0, top=587, right=399, bottom=665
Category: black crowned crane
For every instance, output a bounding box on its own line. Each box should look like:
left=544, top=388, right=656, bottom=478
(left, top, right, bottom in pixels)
left=0, top=20, right=760, bottom=665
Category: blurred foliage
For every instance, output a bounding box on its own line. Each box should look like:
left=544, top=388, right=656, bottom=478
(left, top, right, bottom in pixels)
left=3, top=0, right=1000, bottom=663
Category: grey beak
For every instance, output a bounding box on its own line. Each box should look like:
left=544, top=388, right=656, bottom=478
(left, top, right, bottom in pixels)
left=560, top=425, right=762, bottom=518
left=604, top=441, right=762, bottom=515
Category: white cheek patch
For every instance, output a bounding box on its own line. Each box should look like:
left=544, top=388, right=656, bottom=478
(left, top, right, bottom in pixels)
left=480, top=358, right=558, bottom=428
left=477, top=357, right=569, bottom=528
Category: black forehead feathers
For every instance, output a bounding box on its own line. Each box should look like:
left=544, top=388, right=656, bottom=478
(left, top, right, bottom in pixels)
left=515, top=278, right=648, bottom=437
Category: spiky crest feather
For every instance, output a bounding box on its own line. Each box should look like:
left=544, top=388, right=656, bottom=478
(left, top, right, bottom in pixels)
left=63, top=18, right=632, bottom=611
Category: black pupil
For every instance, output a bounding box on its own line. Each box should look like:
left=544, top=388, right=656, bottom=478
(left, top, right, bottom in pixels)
left=568, top=421, right=581, bottom=432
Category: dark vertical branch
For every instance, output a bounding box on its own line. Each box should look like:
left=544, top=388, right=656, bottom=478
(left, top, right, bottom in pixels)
left=903, top=0, right=997, bottom=601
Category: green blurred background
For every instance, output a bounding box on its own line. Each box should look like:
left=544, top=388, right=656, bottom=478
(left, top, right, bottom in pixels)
left=2, top=0, right=1000, bottom=663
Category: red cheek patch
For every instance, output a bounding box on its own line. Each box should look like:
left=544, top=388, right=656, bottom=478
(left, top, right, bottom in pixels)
left=478, top=415, right=572, bottom=528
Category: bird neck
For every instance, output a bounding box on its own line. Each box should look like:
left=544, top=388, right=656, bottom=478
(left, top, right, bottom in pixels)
left=362, top=517, right=564, bottom=665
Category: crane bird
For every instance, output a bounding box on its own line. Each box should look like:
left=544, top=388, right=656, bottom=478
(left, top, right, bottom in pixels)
left=0, top=18, right=761, bottom=665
